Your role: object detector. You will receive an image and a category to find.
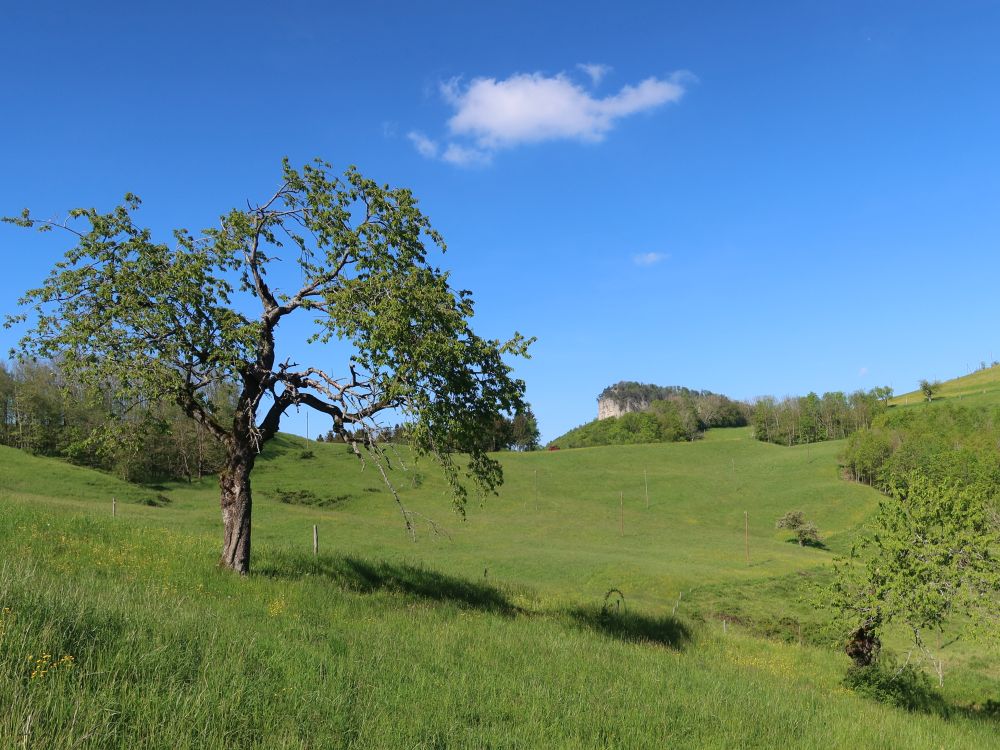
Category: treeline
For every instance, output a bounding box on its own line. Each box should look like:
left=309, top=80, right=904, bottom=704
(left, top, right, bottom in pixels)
left=751, top=387, right=892, bottom=446
left=843, top=403, right=1000, bottom=497
left=318, top=407, right=541, bottom=452
left=0, top=360, right=232, bottom=483
left=599, top=381, right=728, bottom=406
left=552, top=393, right=750, bottom=449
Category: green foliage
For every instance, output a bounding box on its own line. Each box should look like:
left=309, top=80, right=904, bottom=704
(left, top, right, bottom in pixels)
left=0, top=360, right=231, bottom=483
left=844, top=662, right=948, bottom=715
left=752, top=388, right=890, bottom=446
left=842, top=403, right=1000, bottom=497
left=553, top=397, right=713, bottom=448
left=775, top=510, right=821, bottom=547
left=468, top=405, right=541, bottom=452
left=919, top=379, right=941, bottom=403
left=4, top=158, right=532, bottom=567
left=556, top=382, right=750, bottom=449
left=830, top=475, right=1000, bottom=682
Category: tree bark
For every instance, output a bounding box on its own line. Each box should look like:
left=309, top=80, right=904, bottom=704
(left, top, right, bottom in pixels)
left=219, top=448, right=255, bottom=574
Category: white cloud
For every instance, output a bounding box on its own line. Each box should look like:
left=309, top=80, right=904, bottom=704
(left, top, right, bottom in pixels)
left=442, top=72, right=685, bottom=150
left=632, top=252, right=668, bottom=267
left=407, top=131, right=439, bottom=158
left=577, top=62, right=611, bottom=86
left=408, top=68, right=687, bottom=166
left=859, top=366, right=869, bottom=377
left=441, top=143, right=492, bottom=167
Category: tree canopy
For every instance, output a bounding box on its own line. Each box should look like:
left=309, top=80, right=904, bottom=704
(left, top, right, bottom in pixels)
left=5, top=158, right=532, bottom=573
left=830, top=475, right=999, bottom=684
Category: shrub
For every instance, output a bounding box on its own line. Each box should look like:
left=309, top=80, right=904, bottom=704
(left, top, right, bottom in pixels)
left=776, top=510, right=821, bottom=547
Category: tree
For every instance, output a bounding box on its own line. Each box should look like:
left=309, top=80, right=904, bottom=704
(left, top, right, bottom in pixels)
left=507, top=406, right=540, bottom=451
left=918, top=379, right=940, bottom=403
left=4, top=158, right=532, bottom=574
left=871, top=385, right=893, bottom=408
left=775, top=510, right=821, bottom=547
left=829, top=475, right=999, bottom=684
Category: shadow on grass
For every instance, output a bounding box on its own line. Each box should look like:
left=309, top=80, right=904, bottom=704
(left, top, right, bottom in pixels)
left=845, top=663, right=950, bottom=715
left=783, top=537, right=829, bottom=551
left=844, top=662, right=1000, bottom=723
left=569, top=605, right=691, bottom=650
left=257, top=552, right=518, bottom=616
left=260, top=551, right=694, bottom=650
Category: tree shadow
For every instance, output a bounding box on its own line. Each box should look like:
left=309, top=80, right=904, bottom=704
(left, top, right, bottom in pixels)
left=256, top=552, right=518, bottom=616
left=842, top=663, right=996, bottom=719
left=569, top=605, right=691, bottom=650
left=783, top=537, right=829, bottom=551
left=958, top=699, right=1000, bottom=724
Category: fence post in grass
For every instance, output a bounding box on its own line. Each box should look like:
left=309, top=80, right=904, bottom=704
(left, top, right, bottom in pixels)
left=619, top=491, right=624, bottom=537
left=644, top=469, right=649, bottom=509
left=112, top=497, right=116, bottom=517
left=723, top=618, right=728, bottom=634
left=313, top=524, right=318, bottom=557
left=744, top=511, right=750, bottom=565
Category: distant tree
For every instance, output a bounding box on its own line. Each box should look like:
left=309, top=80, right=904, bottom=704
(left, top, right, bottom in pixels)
left=871, top=386, right=893, bottom=407
left=0, top=363, right=17, bottom=447
left=829, top=475, right=1000, bottom=684
left=507, top=406, right=541, bottom=451
left=775, top=510, right=821, bottom=547
left=919, top=379, right=940, bottom=403
left=5, top=158, right=531, bottom=574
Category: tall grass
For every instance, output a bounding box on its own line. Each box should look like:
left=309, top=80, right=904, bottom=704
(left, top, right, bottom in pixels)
left=1, top=433, right=998, bottom=747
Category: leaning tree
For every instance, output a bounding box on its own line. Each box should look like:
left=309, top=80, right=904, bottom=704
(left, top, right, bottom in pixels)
left=4, top=158, right=532, bottom=573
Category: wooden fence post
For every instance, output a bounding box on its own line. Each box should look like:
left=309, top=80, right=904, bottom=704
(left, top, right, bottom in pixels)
left=313, top=524, right=318, bottom=557
left=744, top=511, right=750, bottom=565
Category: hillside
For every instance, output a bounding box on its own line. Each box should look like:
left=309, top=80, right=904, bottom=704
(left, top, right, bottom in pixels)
left=2, top=433, right=999, bottom=747
left=891, top=363, right=1000, bottom=408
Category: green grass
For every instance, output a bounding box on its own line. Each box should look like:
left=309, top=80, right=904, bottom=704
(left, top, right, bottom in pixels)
left=891, top=363, right=1000, bottom=408
left=1, top=431, right=998, bottom=747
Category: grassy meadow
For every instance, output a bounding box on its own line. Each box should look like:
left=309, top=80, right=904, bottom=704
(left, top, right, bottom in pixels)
left=891, top=362, right=1000, bottom=408
left=2, top=428, right=999, bottom=747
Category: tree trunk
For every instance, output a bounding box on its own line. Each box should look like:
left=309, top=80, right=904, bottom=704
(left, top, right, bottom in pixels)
left=846, top=625, right=881, bottom=666
left=220, top=449, right=254, bottom=574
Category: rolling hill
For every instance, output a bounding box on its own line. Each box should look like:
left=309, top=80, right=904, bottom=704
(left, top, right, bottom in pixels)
left=891, top=363, right=1000, bottom=408
left=1, top=430, right=998, bottom=747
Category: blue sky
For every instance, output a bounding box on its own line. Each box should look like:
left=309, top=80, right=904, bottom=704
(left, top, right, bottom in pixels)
left=2, top=1, right=1000, bottom=442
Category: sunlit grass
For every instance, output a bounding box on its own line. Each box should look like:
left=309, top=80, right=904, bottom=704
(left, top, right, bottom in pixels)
left=1, top=430, right=998, bottom=747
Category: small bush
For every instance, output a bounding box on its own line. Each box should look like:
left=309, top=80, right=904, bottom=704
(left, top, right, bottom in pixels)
left=776, top=510, right=822, bottom=547
left=299, top=450, right=315, bottom=460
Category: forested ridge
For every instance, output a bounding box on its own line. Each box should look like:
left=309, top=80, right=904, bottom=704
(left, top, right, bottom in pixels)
left=552, top=383, right=749, bottom=448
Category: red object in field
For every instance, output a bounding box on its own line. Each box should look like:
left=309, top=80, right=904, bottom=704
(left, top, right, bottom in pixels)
left=548, top=445, right=560, bottom=451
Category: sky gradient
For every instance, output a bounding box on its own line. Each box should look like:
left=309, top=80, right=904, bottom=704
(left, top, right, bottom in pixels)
left=3, top=1, right=999, bottom=442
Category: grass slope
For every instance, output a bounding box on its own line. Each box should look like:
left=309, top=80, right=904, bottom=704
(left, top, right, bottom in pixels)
left=891, top=363, right=1000, bottom=408
left=1, top=432, right=998, bottom=747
